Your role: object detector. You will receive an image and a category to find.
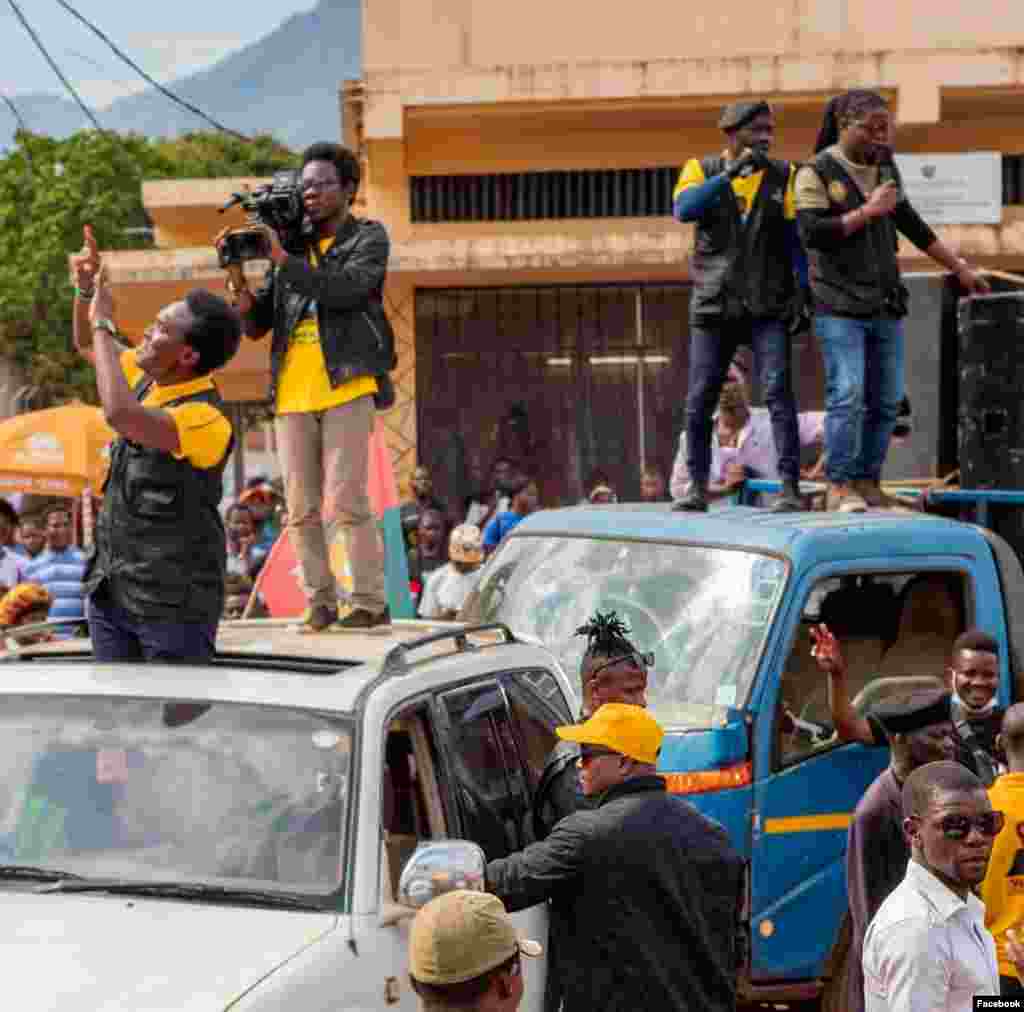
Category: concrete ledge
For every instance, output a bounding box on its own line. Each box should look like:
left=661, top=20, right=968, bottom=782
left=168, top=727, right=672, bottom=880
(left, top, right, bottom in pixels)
left=101, top=210, right=1024, bottom=281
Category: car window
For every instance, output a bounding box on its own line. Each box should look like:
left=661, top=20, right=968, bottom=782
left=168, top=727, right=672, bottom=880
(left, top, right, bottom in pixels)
left=439, top=683, right=531, bottom=860
left=0, top=695, right=354, bottom=901
left=775, top=571, right=968, bottom=768
left=503, top=669, right=573, bottom=795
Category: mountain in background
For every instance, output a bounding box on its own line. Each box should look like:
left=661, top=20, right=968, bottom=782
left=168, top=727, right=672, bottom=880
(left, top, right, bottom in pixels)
left=1, top=0, right=360, bottom=151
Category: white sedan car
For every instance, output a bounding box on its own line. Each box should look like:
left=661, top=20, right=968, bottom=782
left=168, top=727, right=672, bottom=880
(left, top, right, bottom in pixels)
left=0, top=622, right=576, bottom=1010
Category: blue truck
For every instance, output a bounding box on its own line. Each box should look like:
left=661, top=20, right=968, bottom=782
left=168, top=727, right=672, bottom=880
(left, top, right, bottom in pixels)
left=470, top=501, right=1024, bottom=1008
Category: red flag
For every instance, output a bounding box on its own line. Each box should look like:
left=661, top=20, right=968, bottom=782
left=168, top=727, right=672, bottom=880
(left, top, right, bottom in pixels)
left=368, top=417, right=400, bottom=516
left=248, top=530, right=305, bottom=618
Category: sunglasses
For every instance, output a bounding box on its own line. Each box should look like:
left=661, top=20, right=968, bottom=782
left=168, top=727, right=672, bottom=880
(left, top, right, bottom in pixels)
left=926, top=811, right=1006, bottom=840
left=578, top=745, right=621, bottom=764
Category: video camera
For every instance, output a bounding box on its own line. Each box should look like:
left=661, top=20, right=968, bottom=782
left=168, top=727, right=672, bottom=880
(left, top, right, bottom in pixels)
left=217, top=169, right=306, bottom=267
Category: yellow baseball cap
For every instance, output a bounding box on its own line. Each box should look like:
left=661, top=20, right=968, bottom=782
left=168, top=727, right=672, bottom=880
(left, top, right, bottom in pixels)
left=556, top=703, right=664, bottom=764
left=409, top=890, right=542, bottom=985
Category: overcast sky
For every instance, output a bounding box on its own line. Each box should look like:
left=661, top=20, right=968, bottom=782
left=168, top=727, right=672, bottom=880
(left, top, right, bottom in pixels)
left=0, top=1, right=318, bottom=108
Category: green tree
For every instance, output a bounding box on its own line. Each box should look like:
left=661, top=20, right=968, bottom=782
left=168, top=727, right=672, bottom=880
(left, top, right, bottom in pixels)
left=0, top=129, right=294, bottom=407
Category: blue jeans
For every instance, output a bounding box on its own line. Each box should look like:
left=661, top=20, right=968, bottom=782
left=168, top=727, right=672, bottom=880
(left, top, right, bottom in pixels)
left=88, top=589, right=218, bottom=662
left=685, top=316, right=800, bottom=483
left=817, top=315, right=904, bottom=483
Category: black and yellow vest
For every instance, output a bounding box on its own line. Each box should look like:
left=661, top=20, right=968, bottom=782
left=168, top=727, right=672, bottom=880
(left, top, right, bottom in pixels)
left=85, top=374, right=234, bottom=623
left=805, top=151, right=905, bottom=318
left=689, top=156, right=795, bottom=321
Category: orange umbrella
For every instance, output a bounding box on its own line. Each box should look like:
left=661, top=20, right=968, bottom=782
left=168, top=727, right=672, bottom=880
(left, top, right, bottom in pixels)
left=0, top=401, right=114, bottom=497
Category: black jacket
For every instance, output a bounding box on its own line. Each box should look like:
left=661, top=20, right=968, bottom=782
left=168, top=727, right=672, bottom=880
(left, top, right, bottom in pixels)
left=245, top=216, right=397, bottom=404
left=85, top=376, right=232, bottom=623
left=690, top=156, right=796, bottom=321
left=487, top=775, right=744, bottom=1012
left=797, top=151, right=937, bottom=318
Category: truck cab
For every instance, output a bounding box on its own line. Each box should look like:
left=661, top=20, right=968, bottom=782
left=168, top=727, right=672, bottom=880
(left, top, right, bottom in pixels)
left=468, top=503, right=1024, bottom=1004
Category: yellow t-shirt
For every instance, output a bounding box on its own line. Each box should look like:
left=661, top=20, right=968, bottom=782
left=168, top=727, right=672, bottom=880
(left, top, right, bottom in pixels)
left=120, top=350, right=233, bottom=470
left=982, top=772, right=1024, bottom=977
left=673, top=155, right=797, bottom=221
left=275, top=236, right=379, bottom=414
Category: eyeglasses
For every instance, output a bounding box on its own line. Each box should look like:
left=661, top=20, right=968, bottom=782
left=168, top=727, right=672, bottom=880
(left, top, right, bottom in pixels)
left=851, top=119, right=891, bottom=138
left=587, top=652, right=655, bottom=682
left=301, top=180, right=341, bottom=194
left=578, top=745, right=621, bottom=764
left=930, top=811, right=1006, bottom=840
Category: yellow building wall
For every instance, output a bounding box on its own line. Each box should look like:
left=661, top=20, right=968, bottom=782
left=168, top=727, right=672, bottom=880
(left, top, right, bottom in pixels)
left=364, top=0, right=1024, bottom=71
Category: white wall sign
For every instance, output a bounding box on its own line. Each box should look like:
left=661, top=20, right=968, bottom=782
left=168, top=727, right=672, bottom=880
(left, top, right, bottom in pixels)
left=893, top=152, right=1002, bottom=226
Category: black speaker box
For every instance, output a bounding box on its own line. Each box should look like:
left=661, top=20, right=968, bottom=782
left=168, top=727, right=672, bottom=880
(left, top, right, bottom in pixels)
left=958, top=291, right=1024, bottom=557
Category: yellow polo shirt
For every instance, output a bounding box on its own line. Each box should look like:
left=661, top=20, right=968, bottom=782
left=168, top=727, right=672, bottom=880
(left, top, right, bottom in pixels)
left=120, top=350, right=233, bottom=470
left=674, top=155, right=797, bottom=220
left=275, top=237, right=378, bottom=414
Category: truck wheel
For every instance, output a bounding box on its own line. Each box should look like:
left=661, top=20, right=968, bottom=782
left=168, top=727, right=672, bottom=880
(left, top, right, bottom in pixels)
left=820, top=915, right=852, bottom=1012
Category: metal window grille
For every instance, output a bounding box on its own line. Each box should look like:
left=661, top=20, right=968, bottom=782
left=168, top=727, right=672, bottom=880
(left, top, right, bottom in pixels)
left=409, top=167, right=680, bottom=223
left=410, top=156, right=1024, bottom=223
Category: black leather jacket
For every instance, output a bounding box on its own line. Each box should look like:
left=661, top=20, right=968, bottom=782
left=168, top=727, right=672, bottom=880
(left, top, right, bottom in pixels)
left=244, top=216, right=397, bottom=404
left=488, top=775, right=745, bottom=1012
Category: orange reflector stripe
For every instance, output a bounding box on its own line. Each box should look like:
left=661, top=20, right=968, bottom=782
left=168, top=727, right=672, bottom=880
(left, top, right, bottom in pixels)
left=764, top=813, right=852, bottom=834
left=664, top=762, right=753, bottom=795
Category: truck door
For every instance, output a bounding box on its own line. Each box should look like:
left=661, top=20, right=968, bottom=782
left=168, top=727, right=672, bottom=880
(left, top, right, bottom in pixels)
left=747, top=560, right=988, bottom=988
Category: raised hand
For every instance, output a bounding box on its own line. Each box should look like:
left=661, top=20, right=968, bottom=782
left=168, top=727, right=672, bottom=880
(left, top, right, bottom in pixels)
left=810, top=623, right=848, bottom=678
left=70, top=224, right=101, bottom=293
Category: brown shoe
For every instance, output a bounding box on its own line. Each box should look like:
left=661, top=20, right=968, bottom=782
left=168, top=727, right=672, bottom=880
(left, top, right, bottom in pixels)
left=333, top=607, right=392, bottom=633
left=297, top=603, right=338, bottom=634
left=826, top=482, right=868, bottom=513
left=854, top=480, right=914, bottom=512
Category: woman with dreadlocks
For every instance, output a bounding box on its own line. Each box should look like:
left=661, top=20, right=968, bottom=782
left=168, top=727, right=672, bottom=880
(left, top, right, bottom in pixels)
left=529, top=610, right=650, bottom=1012
left=794, top=89, right=988, bottom=514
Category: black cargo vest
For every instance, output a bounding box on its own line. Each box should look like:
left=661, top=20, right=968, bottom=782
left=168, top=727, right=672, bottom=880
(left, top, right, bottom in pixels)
left=85, top=373, right=234, bottom=623
left=805, top=151, right=905, bottom=318
left=689, top=156, right=795, bottom=321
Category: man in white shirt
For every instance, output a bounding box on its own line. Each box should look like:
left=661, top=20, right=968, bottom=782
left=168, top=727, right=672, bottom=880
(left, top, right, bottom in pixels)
left=670, top=366, right=824, bottom=505
left=863, top=760, right=1004, bottom=1012
left=419, top=524, right=484, bottom=621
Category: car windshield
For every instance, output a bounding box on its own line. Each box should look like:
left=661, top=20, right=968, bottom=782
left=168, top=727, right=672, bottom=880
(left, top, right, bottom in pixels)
left=468, top=535, right=787, bottom=728
left=0, top=696, right=353, bottom=902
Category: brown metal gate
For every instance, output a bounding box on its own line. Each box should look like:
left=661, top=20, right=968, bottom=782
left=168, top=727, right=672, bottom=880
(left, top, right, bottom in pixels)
left=414, top=283, right=693, bottom=509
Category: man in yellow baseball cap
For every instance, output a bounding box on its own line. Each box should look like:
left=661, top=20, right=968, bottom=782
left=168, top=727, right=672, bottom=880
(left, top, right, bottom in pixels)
left=555, top=702, right=663, bottom=798
left=409, top=889, right=542, bottom=1011
left=487, top=702, right=745, bottom=1012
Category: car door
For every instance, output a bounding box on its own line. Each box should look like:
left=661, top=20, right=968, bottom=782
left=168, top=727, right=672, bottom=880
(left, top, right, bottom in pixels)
left=435, top=675, right=564, bottom=1011
left=747, top=558, right=995, bottom=985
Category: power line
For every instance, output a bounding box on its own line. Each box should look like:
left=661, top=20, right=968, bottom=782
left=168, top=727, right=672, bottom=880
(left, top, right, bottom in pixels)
left=0, top=92, right=35, bottom=169
left=6, top=0, right=103, bottom=131
left=52, top=0, right=252, bottom=142
left=1, top=92, right=29, bottom=134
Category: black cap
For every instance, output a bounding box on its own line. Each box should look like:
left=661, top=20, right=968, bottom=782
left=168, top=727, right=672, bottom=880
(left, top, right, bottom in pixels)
left=872, top=690, right=952, bottom=735
left=719, top=101, right=771, bottom=132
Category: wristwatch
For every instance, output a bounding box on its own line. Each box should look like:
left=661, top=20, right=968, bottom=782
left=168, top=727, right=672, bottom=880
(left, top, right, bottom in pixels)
left=92, top=317, right=117, bottom=336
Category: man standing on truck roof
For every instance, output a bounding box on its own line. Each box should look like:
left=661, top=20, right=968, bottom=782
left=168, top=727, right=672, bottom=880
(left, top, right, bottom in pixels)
left=530, top=611, right=650, bottom=1012
left=813, top=625, right=1005, bottom=784
left=670, top=100, right=807, bottom=514
left=844, top=690, right=958, bottom=1012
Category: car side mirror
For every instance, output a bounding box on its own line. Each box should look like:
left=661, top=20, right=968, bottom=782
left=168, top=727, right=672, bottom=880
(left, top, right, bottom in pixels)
left=398, top=840, right=486, bottom=910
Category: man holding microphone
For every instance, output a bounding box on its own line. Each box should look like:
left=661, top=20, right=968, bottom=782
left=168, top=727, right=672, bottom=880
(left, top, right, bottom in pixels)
left=671, top=100, right=807, bottom=514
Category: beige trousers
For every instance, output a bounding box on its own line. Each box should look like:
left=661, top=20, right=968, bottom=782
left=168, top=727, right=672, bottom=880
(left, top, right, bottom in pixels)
left=274, top=395, right=386, bottom=613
